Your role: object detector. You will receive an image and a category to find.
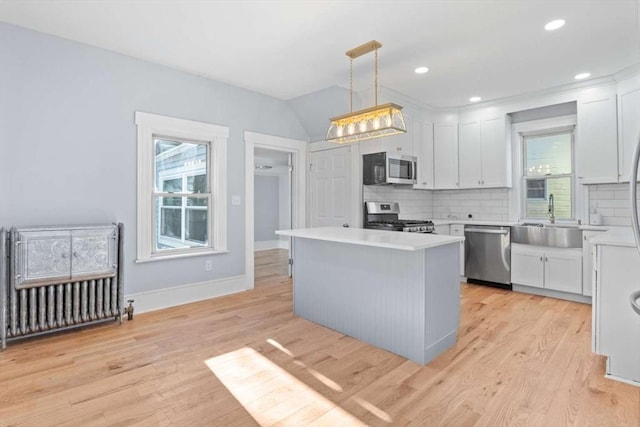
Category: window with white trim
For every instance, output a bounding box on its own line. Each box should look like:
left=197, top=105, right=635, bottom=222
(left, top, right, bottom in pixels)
left=136, top=112, right=228, bottom=261
left=522, top=130, right=574, bottom=220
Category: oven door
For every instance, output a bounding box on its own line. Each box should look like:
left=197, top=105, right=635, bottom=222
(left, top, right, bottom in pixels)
left=386, top=154, right=417, bottom=184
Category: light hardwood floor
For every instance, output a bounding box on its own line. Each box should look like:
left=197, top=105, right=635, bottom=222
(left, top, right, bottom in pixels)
left=0, top=250, right=638, bottom=426
left=254, top=248, right=289, bottom=287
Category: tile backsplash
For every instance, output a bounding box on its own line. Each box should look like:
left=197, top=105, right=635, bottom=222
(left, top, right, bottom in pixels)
left=433, top=188, right=511, bottom=221
left=362, top=183, right=638, bottom=225
left=362, top=186, right=511, bottom=221
left=588, top=183, right=639, bottom=227
left=362, top=186, right=433, bottom=219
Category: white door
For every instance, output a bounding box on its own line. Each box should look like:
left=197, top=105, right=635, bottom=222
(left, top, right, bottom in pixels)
left=310, top=146, right=352, bottom=227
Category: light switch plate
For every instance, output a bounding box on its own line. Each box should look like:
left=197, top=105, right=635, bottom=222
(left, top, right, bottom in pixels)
left=232, top=196, right=241, bottom=206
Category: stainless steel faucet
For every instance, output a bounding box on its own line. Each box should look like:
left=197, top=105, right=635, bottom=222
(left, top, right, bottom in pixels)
left=548, top=194, right=555, bottom=224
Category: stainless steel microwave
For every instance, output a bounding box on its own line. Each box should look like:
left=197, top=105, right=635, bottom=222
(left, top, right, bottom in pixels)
left=363, top=152, right=417, bottom=185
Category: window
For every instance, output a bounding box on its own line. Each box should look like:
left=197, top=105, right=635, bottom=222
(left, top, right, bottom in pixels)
left=522, top=130, right=574, bottom=220
left=136, top=112, right=228, bottom=261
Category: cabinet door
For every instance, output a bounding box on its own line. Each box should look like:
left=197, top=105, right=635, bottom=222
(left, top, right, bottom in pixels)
left=383, top=112, right=413, bottom=154
left=544, top=247, right=582, bottom=294
left=458, top=121, right=482, bottom=188
left=481, top=116, right=510, bottom=187
left=511, top=244, right=544, bottom=288
left=71, top=227, right=118, bottom=279
left=15, top=230, right=71, bottom=288
left=413, top=121, right=434, bottom=189
left=433, top=123, right=459, bottom=189
left=576, top=94, right=619, bottom=184
left=596, top=245, right=640, bottom=381
left=618, top=88, right=640, bottom=182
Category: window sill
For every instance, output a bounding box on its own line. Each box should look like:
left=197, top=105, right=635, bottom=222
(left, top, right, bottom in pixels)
left=135, top=249, right=229, bottom=264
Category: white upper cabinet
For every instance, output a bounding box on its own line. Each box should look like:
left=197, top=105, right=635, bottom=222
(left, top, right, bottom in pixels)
left=481, top=116, right=511, bottom=187
left=457, top=111, right=511, bottom=189
left=576, top=88, right=619, bottom=184
left=617, top=76, right=640, bottom=182
left=458, top=120, right=482, bottom=187
left=433, top=123, right=459, bottom=189
left=413, top=120, right=434, bottom=189
left=382, top=111, right=414, bottom=154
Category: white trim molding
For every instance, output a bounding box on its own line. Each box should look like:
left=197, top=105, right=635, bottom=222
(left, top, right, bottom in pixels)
left=254, top=240, right=289, bottom=251
left=135, top=112, right=229, bottom=262
left=125, top=275, right=247, bottom=314
left=245, top=131, right=307, bottom=289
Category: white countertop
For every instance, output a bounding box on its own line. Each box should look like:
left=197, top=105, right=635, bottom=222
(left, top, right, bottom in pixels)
left=591, top=227, right=639, bottom=248
left=431, top=219, right=518, bottom=227
left=276, top=227, right=464, bottom=251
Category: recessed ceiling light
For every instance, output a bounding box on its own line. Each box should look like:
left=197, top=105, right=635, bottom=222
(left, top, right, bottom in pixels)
left=469, top=96, right=482, bottom=103
left=574, top=72, right=591, bottom=80
left=545, top=19, right=565, bottom=31
left=414, top=66, right=429, bottom=74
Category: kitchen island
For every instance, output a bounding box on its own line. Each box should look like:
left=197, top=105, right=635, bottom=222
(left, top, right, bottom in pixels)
left=275, top=227, right=464, bottom=365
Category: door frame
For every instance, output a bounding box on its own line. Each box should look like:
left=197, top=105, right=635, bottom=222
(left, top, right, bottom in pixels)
left=244, top=131, right=307, bottom=289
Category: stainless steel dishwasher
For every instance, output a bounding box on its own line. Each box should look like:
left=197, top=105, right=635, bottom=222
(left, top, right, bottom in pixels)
left=464, top=225, right=511, bottom=289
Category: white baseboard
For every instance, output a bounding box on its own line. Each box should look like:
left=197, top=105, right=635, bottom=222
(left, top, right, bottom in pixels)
left=125, top=275, right=249, bottom=314
left=254, top=240, right=289, bottom=251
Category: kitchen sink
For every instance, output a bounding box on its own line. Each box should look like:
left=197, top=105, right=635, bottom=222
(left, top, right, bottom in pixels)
left=511, top=224, right=583, bottom=248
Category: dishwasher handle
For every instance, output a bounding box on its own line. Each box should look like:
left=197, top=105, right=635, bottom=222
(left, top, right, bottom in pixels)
left=465, top=227, right=510, bottom=235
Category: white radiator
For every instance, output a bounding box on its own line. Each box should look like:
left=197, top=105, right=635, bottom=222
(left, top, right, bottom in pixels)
left=1, top=224, right=124, bottom=350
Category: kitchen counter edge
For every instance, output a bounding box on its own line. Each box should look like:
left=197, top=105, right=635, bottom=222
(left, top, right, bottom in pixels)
left=276, top=227, right=464, bottom=251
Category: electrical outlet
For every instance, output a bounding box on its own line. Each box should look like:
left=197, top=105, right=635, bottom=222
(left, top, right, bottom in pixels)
left=205, top=260, right=213, bottom=271
left=231, top=195, right=241, bottom=206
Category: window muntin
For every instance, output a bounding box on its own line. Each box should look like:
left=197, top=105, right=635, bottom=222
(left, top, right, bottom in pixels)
left=154, top=138, right=210, bottom=251
left=523, top=131, right=574, bottom=220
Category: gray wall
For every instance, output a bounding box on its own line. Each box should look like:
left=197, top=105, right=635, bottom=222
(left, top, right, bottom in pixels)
left=254, top=175, right=280, bottom=241
left=0, top=23, right=308, bottom=293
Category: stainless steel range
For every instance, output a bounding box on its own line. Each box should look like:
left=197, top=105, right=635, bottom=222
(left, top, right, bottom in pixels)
left=363, top=202, right=434, bottom=233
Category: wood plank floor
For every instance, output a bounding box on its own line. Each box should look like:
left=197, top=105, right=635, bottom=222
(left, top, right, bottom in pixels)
left=254, top=249, right=289, bottom=287
left=1, top=250, right=638, bottom=426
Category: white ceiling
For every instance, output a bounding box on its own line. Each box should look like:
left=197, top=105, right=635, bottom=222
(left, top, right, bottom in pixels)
left=1, top=1, right=638, bottom=107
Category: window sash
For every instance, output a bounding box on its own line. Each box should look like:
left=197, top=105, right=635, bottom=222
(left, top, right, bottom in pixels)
left=136, top=111, right=228, bottom=262
left=153, top=194, right=211, bottom=252
left=521, top=130, right=575, bottom=221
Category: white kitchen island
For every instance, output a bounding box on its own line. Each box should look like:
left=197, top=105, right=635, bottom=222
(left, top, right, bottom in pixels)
left=276, top=227, right=464, bottom=365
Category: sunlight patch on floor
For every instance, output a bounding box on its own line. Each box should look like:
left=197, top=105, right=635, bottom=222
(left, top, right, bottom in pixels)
left=205, top=347, right=366, bottom=426
left=354, top=396, right=393, bottom=423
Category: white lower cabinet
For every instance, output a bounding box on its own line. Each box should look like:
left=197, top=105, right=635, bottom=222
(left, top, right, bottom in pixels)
left=593, top=244, right=640, bottom=384
left=450, top=224, right=465, bottom=277
left=511, top=244, right=582, bottom=293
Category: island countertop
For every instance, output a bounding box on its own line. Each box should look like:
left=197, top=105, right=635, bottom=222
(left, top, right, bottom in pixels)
left=276, top=227, right=464, bottom=251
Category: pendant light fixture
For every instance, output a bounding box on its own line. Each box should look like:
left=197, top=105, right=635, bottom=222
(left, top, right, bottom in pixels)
left=326, top=40, right=406, bottom=144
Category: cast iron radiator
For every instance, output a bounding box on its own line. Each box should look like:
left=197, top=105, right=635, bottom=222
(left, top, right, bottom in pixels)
left=1, top=224, right=124, bottom=350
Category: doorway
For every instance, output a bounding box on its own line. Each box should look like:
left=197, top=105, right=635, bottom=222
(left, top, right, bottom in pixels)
left=244, top=131, right=307, bottom=290
left=253, top=147, right=292, bottom=285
